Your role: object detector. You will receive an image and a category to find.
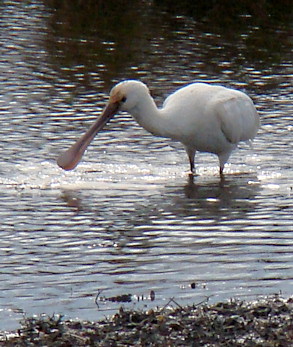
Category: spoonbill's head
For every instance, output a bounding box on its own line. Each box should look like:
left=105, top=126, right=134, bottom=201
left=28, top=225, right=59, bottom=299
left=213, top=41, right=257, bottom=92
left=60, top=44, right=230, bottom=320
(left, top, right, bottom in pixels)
left=57, top=80, right=149, bottom=170
left=109, top=80, right=150, bottom=112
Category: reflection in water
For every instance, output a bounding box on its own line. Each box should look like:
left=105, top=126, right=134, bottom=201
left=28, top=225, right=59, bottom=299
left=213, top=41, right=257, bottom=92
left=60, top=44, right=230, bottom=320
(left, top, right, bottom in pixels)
left=60, top=172, right=260, bottom=217
left=61, top=191, right=83, bottom=213
left=156, top=174, right=260, bottom=227
left=0, top=0, right=292, bottom=331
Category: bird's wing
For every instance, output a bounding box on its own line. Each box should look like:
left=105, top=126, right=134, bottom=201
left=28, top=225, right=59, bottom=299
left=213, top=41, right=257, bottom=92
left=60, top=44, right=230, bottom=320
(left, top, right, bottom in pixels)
left=216, top=94, right=259, bottom=144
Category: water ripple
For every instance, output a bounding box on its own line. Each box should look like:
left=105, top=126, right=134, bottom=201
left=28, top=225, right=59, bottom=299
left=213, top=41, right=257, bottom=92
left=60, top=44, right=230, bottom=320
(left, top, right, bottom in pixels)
left=0, top=0, right=292, bottom=331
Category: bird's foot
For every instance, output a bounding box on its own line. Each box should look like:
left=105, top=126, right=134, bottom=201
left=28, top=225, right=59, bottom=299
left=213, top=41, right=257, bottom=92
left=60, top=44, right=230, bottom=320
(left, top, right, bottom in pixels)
left=219, top=166, right=225, bottom=176
left=186, top=169, right=197, bottom=183
left=219, top=168, right=226, bottom=185
left=186, top=170, right=197, bottom=177
left=188, top=172, right=194, bottom=183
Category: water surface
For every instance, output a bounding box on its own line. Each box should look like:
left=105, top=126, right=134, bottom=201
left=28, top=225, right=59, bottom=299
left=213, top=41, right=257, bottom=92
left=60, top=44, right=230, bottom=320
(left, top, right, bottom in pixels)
left=0, top=0, right=292, bottom=330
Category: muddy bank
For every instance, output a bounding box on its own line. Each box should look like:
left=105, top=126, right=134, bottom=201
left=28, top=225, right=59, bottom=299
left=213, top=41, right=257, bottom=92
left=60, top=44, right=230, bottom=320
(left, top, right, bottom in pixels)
left=1, top=296, right=292, bottom=346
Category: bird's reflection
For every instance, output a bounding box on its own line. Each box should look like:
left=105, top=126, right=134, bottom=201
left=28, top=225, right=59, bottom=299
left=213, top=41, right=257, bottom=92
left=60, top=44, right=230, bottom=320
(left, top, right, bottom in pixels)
left=184, top=171, right=258, bottom=198
left=184, top=173, right=226, bottom=199
left=60, top=172, right=260, bottom=224
left=60, top=190, right=83, bottom=213
left=168, top=172, right=261, bottom=221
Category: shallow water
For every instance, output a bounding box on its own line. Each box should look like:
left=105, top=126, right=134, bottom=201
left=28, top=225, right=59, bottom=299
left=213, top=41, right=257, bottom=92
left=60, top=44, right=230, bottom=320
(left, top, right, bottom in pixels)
left=0, top=1, right=292, bottom=330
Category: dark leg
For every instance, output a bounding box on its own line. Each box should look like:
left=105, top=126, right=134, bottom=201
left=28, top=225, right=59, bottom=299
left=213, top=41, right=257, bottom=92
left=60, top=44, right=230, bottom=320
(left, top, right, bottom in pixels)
left=186, top=147, right=196, bottom=175
left=219, top=167, right=226, bottom=186
left=189, top=156, right=195, bottom=174
left=218, top=150, right=232, bottom=177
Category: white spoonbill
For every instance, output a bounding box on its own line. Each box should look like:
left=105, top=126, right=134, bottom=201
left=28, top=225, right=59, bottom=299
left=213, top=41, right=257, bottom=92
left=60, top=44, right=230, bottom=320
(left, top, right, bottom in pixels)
left=57, top=80, right=259, bottom=175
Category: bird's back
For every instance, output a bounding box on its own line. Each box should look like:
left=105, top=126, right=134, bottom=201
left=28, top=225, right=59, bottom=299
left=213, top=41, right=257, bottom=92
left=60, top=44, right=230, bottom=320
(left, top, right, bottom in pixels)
left=211, top=89, right=259, bottom=143
left=162, top=82, right=259, bottom=146
left=163, top=83, right=219, bottom=110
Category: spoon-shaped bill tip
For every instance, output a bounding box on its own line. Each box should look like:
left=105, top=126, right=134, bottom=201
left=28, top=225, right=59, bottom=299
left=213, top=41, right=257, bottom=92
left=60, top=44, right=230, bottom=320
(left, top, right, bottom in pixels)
left=57, top=102, right=119, bottom=171
left=57, top=145, right=84, bottom=171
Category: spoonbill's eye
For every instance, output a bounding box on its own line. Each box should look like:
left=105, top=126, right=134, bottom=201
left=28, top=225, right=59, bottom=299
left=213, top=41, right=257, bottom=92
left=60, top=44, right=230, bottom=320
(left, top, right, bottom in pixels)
left=121, top=96, right=127, bottom=103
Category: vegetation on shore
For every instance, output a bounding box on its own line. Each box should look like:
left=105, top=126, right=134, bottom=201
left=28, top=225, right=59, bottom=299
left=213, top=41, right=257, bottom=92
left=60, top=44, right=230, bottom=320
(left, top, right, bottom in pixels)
left=1, top=295, right=292, bottom=346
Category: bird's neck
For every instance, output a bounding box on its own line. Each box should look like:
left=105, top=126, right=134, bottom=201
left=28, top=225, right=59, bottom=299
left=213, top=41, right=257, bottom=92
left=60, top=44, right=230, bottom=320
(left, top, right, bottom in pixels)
left=129, top=96, right=169, bottom=138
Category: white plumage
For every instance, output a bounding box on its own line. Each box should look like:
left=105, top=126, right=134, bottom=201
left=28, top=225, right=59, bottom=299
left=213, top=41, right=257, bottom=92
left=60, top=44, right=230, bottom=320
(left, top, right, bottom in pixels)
left=57, top=80, right=259, bottom=176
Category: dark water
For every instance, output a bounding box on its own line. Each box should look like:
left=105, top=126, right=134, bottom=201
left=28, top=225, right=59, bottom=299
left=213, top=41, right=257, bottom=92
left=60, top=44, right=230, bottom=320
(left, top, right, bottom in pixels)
left=0, top=1, right=292, bottom=331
